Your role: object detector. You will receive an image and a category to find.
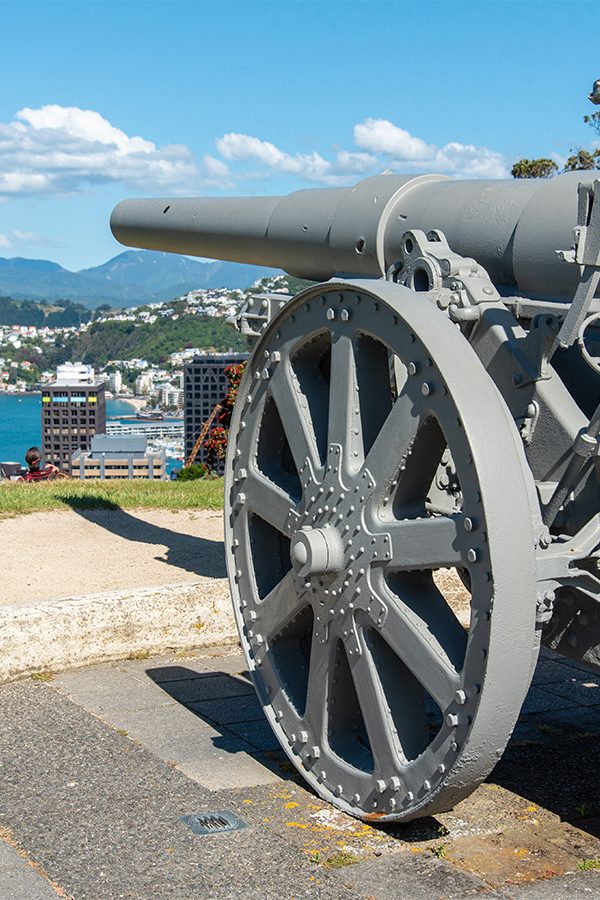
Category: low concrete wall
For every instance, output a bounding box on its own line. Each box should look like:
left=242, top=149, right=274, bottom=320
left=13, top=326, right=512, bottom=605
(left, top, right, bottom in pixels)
left=0, top=578, right=238, bottom=682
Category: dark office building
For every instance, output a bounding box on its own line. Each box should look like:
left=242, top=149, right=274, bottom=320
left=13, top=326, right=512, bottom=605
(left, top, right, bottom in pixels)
left=184, top=353, right=248, bottom=467
left=41, top=382, right=106, bottom=472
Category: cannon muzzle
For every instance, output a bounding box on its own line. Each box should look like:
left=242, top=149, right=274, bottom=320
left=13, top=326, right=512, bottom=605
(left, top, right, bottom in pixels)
left=111, top=171, right=598, bottom=301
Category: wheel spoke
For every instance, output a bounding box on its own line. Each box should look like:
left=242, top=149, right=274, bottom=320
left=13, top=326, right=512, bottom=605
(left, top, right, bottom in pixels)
left=371, top=572, right=463, bottom=711
left=304, top=630, right=334, bottom=739
left=257, top=571, right=307, bottom=643
left=385, top=516, right=463, bottom=570
left=269, top=363, right=322, bottom=475
left=360, top=389, right=420, bottom=494
left=328, top=332, right=360, bottom=462
left=245, top=468, right=296, bottom=536
left=349, top=634, right=402, bottom=773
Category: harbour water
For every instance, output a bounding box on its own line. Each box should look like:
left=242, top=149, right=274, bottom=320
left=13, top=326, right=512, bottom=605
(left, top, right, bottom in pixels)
left=0, top=393, right=181, bottom=472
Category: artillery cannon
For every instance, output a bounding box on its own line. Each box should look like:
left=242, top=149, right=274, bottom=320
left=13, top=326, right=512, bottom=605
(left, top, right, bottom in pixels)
left=111, top=171, right=600, bottom=822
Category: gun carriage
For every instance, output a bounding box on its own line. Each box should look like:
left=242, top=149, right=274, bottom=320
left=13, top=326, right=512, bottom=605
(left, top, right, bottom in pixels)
left=111, top=170, right=600, bottom=822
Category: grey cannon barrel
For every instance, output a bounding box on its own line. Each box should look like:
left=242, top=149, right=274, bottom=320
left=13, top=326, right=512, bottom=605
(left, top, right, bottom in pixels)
left=110, top=170, right=598, bottom=301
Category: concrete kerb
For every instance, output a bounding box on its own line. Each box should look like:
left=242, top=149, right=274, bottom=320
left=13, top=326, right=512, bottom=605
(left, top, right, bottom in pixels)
left=0, top=578, right=238, bottom=683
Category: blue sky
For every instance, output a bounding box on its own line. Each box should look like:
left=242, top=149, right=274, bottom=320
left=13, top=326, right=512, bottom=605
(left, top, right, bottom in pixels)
left=0, top=0, right=598, bottom=271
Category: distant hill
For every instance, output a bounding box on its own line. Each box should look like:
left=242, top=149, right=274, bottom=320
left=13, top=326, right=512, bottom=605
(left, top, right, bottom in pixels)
left=0, top=251, right=278, bottom=308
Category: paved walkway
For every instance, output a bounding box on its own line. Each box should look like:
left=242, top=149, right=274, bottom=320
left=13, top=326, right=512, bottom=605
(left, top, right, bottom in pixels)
left=0, top=644, right=599, bottom=899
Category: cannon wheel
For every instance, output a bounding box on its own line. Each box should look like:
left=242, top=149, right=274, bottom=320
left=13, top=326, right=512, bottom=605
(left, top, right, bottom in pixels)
left=225, top=280, right=539, bottom=822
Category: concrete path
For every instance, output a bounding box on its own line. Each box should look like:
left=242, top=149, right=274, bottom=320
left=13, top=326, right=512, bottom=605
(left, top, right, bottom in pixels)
left=0, top=644, right=598, bottom=899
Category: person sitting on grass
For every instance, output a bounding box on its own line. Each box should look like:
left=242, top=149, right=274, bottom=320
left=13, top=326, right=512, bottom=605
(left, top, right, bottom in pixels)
left=18, top=446, right=65, bottom=482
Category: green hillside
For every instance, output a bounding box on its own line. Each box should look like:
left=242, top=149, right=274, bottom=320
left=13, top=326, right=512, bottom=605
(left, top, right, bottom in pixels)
left=0, top=296, right=92, bottom=327
left=71, top=314, right=246, bottom=367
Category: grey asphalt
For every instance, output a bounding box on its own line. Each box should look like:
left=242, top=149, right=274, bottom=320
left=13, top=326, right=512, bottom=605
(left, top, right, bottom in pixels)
left=0, top=645, right=598, bottom=899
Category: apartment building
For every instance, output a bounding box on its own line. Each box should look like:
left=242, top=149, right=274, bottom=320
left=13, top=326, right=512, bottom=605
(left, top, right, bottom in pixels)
left=41, top=381, right=106, bottom=472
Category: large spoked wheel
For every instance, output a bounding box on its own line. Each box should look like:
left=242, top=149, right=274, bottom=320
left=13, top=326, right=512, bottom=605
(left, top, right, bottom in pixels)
left=225, top=280, right=539, bottom=822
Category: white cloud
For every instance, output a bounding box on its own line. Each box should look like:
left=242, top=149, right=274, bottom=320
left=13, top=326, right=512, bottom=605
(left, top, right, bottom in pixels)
left=0, top=104, right=231, bottom=197
left=0, top=233, right=11, bottom=249
left=0, top=104, right=510, bottom=203
left=354, top=119, right=436, bottom=161
left=354, top=118, right=508, bottom=179
left=12, top=229, right=40, bottom=242
left=213, top=119, right=509, bottom=186
left=216, top=132, right=377, bottom=185
left=202, top=154, right=234, bottom=186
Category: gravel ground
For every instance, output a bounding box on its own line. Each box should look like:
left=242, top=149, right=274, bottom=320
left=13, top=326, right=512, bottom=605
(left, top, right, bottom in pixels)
left=0, top=508, right=226, bottom=606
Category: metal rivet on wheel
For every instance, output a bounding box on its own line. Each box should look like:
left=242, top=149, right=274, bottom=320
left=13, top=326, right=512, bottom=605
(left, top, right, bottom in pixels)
left=326, top=308, right=336, bottom=320
left=406, top=791, right=414, bottom=802
left=467, top=548, right=478, bottom=563
left=352, top=793, right=361, bottom=805
left=463, top=517, right=474, bottom=532
left=421, top=382, right=432, bottom=396
left=446, top=713, right=459, bottom=727
left=423, top=780, right=431, bottom=791
left=341, top=309, right=351, bottom=322
left=334, top=784, right=343, bottom=797
left=389, top=776, right=401, bottom=790
left=408, top=361, right=418, bottom=375
left=437, top=764, right=446, bottom=774
left=376, top=779, right=386, bottom=793
left=310, top=746, right=320, bottom=758
left=455, top=690, right=466, bottom=704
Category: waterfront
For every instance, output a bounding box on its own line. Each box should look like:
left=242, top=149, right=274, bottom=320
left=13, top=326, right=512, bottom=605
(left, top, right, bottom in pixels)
left=0, top=394, right=182, bottom=471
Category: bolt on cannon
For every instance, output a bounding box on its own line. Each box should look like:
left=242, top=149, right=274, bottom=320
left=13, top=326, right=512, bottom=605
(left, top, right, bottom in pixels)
left=111, top=168, right=600, bottom=822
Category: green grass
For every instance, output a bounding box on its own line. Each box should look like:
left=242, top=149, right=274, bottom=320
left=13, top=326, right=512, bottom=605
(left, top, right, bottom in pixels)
left=0, top=477, right=224, bottom=519
left=578, top=859, right=600, bottom=870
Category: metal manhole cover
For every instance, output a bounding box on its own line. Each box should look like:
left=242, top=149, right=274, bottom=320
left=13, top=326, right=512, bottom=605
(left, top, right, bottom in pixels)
left=181, top=810, right=248, bottom=836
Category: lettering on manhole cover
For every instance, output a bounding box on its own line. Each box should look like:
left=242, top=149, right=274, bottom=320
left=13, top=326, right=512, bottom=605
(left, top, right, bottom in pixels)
left=181, top=810, right=248, bottom=836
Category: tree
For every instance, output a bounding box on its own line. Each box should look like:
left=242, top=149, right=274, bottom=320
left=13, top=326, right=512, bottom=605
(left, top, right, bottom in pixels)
left=176, top=462, right=208, bottom=481
left=583, top=111, right=600, bottom=138
left=511, top=158, right=558, bottom=179
left=563, top=148, right=600, bottom=172
left=512, top=89, right=600, bottom=179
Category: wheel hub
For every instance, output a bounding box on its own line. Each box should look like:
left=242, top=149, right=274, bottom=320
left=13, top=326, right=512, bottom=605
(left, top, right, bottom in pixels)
left=289, top=444, right=390, bottom=653
left=290, top=527, right=343, bottom=576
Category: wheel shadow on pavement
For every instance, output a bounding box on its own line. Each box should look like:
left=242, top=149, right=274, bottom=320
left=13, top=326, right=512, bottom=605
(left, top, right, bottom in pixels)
left=144, top=663, right=447, bottom=842
left=59, top=499, right=226, bottom=579
left=145, top=663, right=306, bottom=783
left=488, top=651, right=600, bottom=838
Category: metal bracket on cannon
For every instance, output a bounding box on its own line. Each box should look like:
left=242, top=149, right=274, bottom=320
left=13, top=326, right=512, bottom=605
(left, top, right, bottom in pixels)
left=228, top=292, right=292, bottom=346
left=551, top=179, right=600, bottom=357
left=385, top=228, right=500, bottom=321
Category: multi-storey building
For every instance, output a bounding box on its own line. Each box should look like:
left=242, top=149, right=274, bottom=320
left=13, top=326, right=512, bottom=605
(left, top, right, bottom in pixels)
left=184, top=352, right=248, bottom=467
left=108, top=371, right=123, bottom=393
left=55, top=362, right=95, bottom=384
left=41, top=381, right=106, bottom=472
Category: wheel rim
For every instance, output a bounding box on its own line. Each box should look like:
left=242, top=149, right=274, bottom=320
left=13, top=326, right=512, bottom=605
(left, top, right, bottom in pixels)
left=225, top=280, right=538, bottom=821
